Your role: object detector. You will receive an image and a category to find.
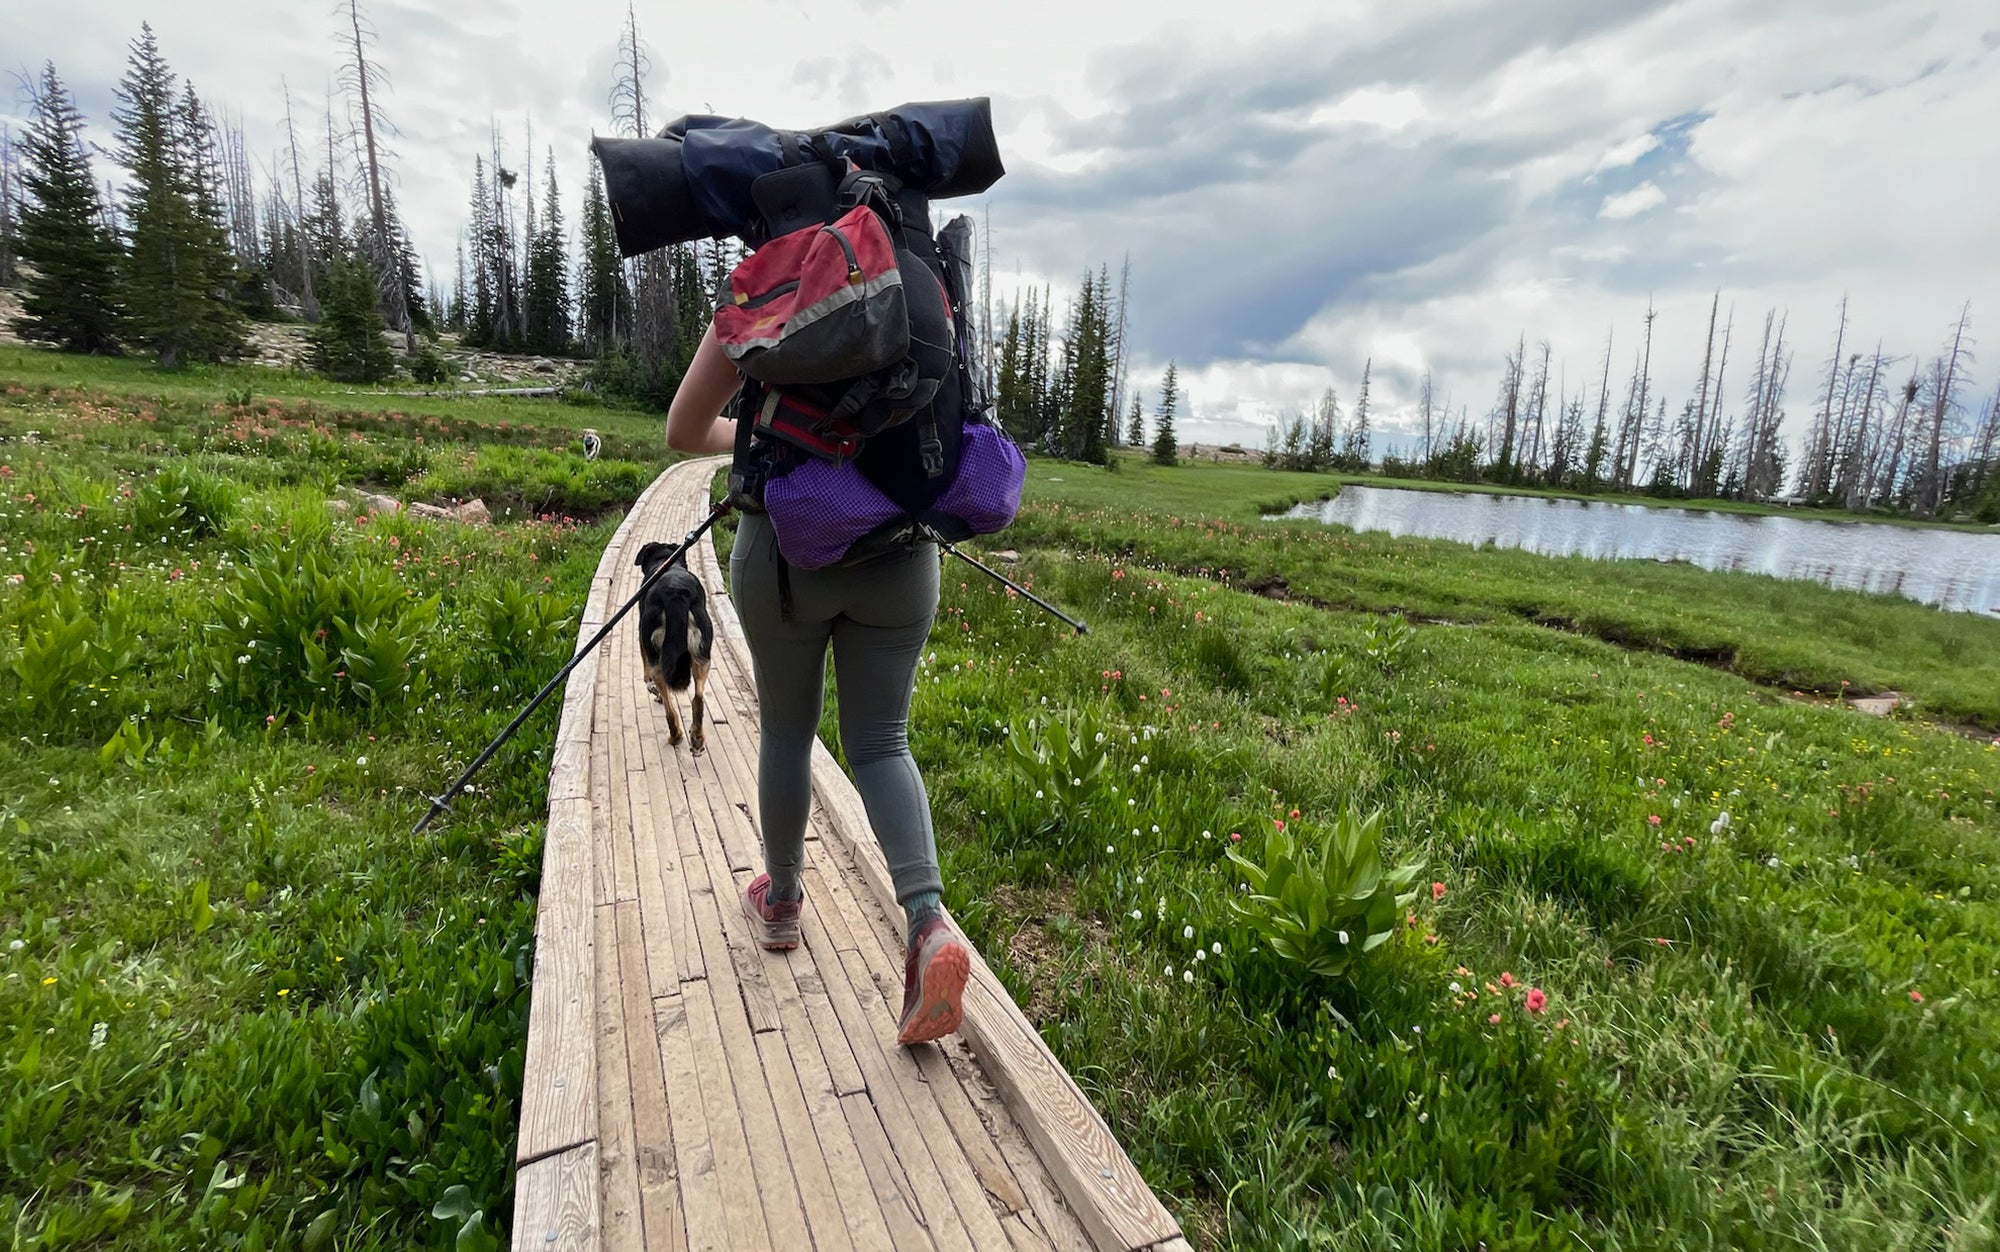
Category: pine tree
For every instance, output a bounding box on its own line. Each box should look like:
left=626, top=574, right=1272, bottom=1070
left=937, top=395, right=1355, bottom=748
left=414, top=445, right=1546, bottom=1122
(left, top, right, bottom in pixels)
left=578, top=166, right=629, bottom=355
left=310, top=249, right=393, bottom=382
left=1309, top=387, right=1339, bottom=471
left=1343, top=359, right=1373, bottom=470
left=524, top=153, right=571, bottom=354
left=10, top=64, right=123, bottom=353
left=1152, top=362, right=1179, bottom=466
left=172, top=82, right=247, bottom=359
left=1125, top=391, right=1144, bottom=447
left=113, top=26, right=243, bottom=367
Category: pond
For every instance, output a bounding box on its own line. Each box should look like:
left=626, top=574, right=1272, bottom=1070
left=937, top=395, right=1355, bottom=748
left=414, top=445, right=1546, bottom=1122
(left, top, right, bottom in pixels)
left=1277, top=486, right=2000, bottom=615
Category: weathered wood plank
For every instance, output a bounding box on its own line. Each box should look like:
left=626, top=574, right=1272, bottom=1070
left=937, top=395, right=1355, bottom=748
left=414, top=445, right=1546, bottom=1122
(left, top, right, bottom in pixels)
left=595, top=903, right=641, bottom=1252
left=518, top=795, right=596, bottom=1164
left=752, top=1028, right=867, bottom=1251
left=841, top=1091, right=937, bottom=1252
left=653, top=994, right=726, bottom=1252
left=512, top=1141, right=598, bottom=1252
left=678, top=978, right=774, bottom=1251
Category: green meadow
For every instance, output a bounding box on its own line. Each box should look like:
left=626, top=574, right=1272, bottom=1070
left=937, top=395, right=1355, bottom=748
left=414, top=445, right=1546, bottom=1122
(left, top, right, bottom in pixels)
left=3, top=345, right=1997, bottom=1249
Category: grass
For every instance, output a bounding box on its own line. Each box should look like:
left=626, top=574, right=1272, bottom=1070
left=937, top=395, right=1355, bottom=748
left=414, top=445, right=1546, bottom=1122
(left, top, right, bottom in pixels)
left=1019, top=455, right=2000, bottom=732
left=0, top=346, right=671, bottom=1248
left=882, top=519, right=2000, bottom=1248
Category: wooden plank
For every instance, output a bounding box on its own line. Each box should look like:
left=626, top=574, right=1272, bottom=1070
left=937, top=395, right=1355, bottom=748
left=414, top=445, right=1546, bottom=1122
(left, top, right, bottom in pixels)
left=790, top=889, right=873, bottom=1099
left=678, top=978, right=774, bottom=1251
left=556, top=650, right=598, bottom=747
left=590, top=692, right=616, bottom=909
left=606, top=716, right=637, bottom=905
left=913, top=1043, right=1031, bottom=1215
left=518, top=795, right=596, bottom=1164
left=1003, top=1212, right=1058, bottom=1252
left=625, top=778, right=683, bottom=1001
left=841, top=1091, right=937, bottom=1252
left=752, top=1028, right=869, bottom=1251
left=799, top=864, right=861, bottom=955
left=704, top=951, right=811, bottom=1249
left=947, top=1047, right=1098, bottom=1252
left=654, top=994, right=727, bottom=1252
left=616, top=937, right=686, bottom=1252
left=595, top=903, right=641, bottom=1252
left=549, top=736, right=590, bottom=803
left=512, top=1140, right=598, bottom=1252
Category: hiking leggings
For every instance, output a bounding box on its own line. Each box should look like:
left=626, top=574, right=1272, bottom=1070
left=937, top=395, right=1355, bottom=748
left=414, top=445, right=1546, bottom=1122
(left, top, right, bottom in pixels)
left=728, top=510, right=944, bottom=912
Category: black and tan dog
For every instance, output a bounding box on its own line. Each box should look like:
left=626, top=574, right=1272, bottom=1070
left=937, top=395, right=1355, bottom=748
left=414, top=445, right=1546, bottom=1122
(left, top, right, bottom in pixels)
left=633, top=541, right=714, bottom=755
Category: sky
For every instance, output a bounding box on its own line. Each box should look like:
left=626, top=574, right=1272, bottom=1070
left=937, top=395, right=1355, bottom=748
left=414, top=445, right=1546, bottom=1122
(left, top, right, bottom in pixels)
left=5, top=0, right=1998, bottom=453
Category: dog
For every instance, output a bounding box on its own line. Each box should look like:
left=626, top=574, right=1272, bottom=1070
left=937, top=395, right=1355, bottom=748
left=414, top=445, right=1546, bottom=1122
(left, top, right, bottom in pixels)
left=633, top=541, right=714, bottom=755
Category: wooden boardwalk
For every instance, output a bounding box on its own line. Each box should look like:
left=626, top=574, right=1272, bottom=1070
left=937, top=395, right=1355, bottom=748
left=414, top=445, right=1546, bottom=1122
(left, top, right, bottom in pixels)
left=511, top=458, right=1189, bottom=1252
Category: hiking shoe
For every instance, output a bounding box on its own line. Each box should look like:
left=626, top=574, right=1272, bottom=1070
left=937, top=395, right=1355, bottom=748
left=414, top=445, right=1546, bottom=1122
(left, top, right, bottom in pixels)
left=741, top=873, right=802, bottom=951
left=896, top=914, right=970, bottom=1046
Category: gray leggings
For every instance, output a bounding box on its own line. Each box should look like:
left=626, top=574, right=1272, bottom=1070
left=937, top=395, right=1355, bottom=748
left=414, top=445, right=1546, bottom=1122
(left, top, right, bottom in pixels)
left=728, top=510, right=943, bottom=909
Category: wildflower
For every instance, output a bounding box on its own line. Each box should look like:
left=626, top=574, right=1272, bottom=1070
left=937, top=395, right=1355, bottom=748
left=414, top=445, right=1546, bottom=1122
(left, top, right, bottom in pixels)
left=1647, top=814, right=1661, bottom=826
left=1488, top=1013, right=1501, bottom=1025
left=1211, top=942, right=1222, bottom=955
left=1909, top=990, right=1924, bottom=1003
left=1130, top=910, right=1143, bottom=921
left=1499, top=972, right=1516, bottom=988
left=90, top=1022, right=108, bottom=1050
left=357, top=756, right=368, bottom=766
left=1229, top=831, right=1241, bottom=843
left=1338, top=930, right=1350, bottom=945
left=1525, top=988, right=1548, bottom=1013
left=1449, top=982, right=1463, bottom=995
left=1710, top=811, right=1731, bottom=835
left=1164, top=965, right=1175, bottom=978
left=1424, top=934, right=1439, bottom=944
left=1327, top=1066, right=1339, bottom=1080
left=1182, top=969, right=1194, bottom=984
left=1431, top=881, right=1446, bottom=901
left=43, top=976, right=57, bottom=986
left=1183, top=925, right=1195, bottom=940
left=1289, top=808, right=1300, bottom=819
left=1105, top=845, right=1114, bottom=854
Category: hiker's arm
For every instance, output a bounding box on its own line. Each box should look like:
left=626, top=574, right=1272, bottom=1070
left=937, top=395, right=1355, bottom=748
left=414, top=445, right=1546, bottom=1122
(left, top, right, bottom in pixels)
left=665, top=325, right=739, bottom=455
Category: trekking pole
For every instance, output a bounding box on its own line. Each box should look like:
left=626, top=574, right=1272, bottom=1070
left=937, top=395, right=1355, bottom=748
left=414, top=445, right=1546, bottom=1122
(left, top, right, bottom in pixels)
left=924, top=528, right=1088, bottom=635
left=413, top=501, right=732, bottom=834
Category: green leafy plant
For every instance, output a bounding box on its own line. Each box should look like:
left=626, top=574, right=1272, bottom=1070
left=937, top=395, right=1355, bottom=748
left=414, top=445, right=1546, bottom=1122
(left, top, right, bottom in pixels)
left=1003, top=703, right=1115, bottom=833
left=207, top=548, right=437, bottom=717
left=1361, top=616, right=1417, bottom=671
left=1225, top=807, right=1425, bottom=980
left=130, top=463, right=234, bottom=540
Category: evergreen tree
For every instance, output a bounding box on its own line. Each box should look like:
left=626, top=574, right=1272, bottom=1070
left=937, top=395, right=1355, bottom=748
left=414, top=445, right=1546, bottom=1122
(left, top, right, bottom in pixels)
left=310, top=249, right=394, bottom=382
left=1125, top=391, right=1144, bottom=447
left=10, top=64, right=123, bottom=353
left=578, top=166, right=629, bottom=354
left=1058, top=270, right=1112, bottom=462
left=1342, top=359, right=1373, bottom=469
left=995, top=303, right=1028, bottom=440
left=113, top=26, right=243, bottom=366
left=1309, top=387, right=1339, bottom=470
left=1152, top=362, right=1180, bottom=466
left=171, top=82, right=247, bottom=357
left=464, top=158, right=497, bottom=345
left=523, top=154, right=571, bottom=354
left=1, top=124, right=19, bottom=288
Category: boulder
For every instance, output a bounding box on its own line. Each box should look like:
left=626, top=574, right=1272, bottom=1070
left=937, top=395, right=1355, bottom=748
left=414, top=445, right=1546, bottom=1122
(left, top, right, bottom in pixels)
left=454, top=498, right=491, bottom=525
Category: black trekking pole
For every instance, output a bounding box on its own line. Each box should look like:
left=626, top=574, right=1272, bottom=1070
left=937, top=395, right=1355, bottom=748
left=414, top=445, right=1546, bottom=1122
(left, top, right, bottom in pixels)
left=923, top=527, right=1088, bottom=635
left=413, top=501, right=732, bottom=834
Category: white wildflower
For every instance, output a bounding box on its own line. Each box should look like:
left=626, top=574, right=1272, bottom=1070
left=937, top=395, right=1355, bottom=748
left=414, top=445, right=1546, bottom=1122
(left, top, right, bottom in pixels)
left=1183, top=925, right=1195, bottom=940
left=1338, top=930, right=1350, bottom=945
left=1182, top=969, right=1194, bottom=984
left=90, top=1022, right=108, bottom=1050
left=1211, top=942, right=1221, bottom=956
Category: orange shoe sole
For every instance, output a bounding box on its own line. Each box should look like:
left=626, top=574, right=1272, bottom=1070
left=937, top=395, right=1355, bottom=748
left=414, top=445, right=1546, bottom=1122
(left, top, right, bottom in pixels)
left=897, top=939, right=969, bottom=1045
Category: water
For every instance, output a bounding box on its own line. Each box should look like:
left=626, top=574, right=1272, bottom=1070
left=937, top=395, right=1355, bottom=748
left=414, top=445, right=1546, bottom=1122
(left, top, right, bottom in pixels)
left=1279, top=486, right=2000, bottom=614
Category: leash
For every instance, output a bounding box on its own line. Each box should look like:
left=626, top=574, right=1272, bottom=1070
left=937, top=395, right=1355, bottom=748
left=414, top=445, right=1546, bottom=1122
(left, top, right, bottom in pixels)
left=413, top=501, right=732, bottom=834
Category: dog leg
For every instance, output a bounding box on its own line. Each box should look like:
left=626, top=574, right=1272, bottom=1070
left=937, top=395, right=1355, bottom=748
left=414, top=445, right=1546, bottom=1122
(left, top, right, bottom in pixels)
left=662, top=687, right=683, bottom=747
left=689, top=657, right=709, bottom=757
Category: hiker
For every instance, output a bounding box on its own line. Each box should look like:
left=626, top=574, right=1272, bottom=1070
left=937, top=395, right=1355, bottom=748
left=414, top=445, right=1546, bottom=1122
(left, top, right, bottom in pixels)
left=665, top=316, right=974, bottom=1047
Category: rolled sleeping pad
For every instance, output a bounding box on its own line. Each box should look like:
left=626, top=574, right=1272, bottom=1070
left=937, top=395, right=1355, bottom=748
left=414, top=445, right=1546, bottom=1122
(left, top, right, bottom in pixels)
left=591, top=98, right=1005, bottom=257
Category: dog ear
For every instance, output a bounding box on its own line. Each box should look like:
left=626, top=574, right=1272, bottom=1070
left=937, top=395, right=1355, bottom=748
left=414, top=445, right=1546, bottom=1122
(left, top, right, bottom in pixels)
left=634, top=541, right=663, bottom=569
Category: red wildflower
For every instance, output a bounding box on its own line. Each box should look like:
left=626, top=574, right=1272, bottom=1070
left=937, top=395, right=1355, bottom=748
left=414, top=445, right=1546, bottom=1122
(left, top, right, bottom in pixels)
left=1525, top=987, right=1548, bottom=1013
left=1647, top=814, right=1662, bottom=826
left=1499, top=972, right=1516, bottom=988
left=1488, top=1013, right=1501, bottom=1025
left=1431, top=881, right=1446, bottom=901
left=1909, top=990, right=1924, bottom=1003
left=1229, top=832, right=1242, bottom=843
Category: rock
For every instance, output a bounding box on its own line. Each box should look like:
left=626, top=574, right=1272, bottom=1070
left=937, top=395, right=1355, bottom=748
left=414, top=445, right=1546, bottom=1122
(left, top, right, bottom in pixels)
left=459, top=373, right=476, bottom=383
left=532, top=358, right=557, bottom=373
left=407, top=501, right=455, bottom=521
left=327, top=498, right=352, bottom=515
left=1849, top=692, right=1902, bottom=717
left=360, top=493, right=403, bottom=516
left=454, top=498, right=491, bottom=525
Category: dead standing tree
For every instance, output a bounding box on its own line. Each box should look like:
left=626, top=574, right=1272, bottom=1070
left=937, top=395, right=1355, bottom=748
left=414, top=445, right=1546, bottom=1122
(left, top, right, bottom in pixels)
left=1910, top=303, right=1973, bottom=518
left=612, top=3, right=677, bottom=386
left=338, top=0, right=413, bottom=347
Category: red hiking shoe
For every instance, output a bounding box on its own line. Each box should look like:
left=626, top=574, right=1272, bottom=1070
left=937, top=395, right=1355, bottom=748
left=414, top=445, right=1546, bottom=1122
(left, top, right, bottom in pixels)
left=741, top=873, right=802, bottom=951
left=896, top=914, right=969, bottom=1046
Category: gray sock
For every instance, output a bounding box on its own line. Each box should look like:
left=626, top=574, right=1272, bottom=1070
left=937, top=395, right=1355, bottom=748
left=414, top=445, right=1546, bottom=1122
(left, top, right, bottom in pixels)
left=766, top=870, right=803, bottom=904
left=902, top=890, right=943, bottom=946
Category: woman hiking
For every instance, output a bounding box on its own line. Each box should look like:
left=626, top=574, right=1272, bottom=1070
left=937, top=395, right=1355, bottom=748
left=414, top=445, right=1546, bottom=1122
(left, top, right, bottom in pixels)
left=664, top=320, right=971, bottom=1047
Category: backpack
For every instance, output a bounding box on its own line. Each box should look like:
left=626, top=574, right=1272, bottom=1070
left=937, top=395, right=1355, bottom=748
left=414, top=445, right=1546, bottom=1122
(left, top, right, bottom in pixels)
left=719, top=148, right=1023, bottom=571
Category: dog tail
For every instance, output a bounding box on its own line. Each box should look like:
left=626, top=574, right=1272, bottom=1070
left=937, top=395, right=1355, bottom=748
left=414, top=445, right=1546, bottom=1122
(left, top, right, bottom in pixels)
left=658, top=608, right=694, bottom=689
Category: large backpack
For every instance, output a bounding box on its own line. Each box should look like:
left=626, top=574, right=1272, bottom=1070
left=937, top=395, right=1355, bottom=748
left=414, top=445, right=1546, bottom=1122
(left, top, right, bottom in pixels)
left=719, top=145, right=1023, bottom=571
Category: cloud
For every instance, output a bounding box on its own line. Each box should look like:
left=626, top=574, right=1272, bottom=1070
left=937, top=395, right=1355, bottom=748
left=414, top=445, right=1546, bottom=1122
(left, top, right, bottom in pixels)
left=1598, top=181, right=1666, bottom=219
left=1594, top=131, right=1660, bottom=172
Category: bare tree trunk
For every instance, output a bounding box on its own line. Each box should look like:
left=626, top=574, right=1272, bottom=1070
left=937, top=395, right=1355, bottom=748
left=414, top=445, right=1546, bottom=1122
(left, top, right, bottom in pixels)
left=1524, top=340, right=1551, bottom=477
left=1106, top=252, right=1130, bottom=445
left=1840, top=345, right=1884, bottom=509
left=1804, top=295, right=1847, bottom=499
left=344, top=0, right=412, bottom=345
left=1419, top=371, right=1434, bottom=461
left=1688, top=291, right=1718, bottom=492
left=1914, top=302, right=1972, bottom=517
left=1622, top=301, right=1656, bottom=489
left=282, top=81, right=317, bottom=317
